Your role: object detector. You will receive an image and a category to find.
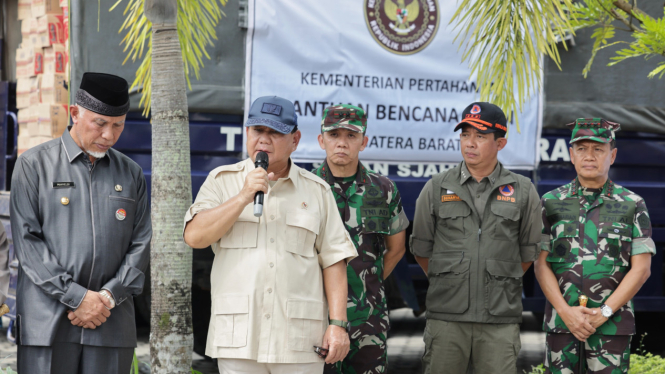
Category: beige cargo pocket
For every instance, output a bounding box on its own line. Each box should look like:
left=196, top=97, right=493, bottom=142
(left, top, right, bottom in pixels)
left=426, top=255, right=471, bottom=314
left=219, top=206, right=259, bottom=248
left=485, top=259, right=523, bottom=317
left=491, top=203, right=521, bottom=241
left=287, top=299, right=324, bottom=352
left=438, top=203, right=471, bottom=240
left=285, top=210, right=320, bottom=257
left=213, top=295, right=249, bottom=347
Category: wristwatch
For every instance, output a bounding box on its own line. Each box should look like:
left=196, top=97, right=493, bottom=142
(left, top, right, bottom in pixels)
left=329, top=319, right=350, bottom=332
left=600, top=304, right=613, bottom=318
left=99, top=289, right=116, bottom=310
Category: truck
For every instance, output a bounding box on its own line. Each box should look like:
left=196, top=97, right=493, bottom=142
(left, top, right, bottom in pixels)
left=1, top=0, right=664, bottom=355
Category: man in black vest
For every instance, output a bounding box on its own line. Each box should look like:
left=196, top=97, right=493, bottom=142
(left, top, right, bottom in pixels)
left=411, top=102, right=542, bottom=373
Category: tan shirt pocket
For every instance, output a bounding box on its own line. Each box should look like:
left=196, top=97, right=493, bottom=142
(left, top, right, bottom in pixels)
left=287, top=299, right=325, bottom=352
left=219, top=206, right=259, bottom=249
left=213, top=295, right=249, bottom=348
left=285, top=210, right=320, bottom=257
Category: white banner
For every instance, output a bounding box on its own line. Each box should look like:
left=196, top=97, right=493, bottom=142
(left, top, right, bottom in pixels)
left=245, top=0, right=543, bottom=169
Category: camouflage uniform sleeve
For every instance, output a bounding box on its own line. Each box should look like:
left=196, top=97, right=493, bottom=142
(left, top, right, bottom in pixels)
left=540, top=196, right=552, bottom=253
left=518, top=183, right=542, bottom=262
left=387, top=179, right=409, bottom=236
left=410, top=180, right=435, bottom=258
left=316, top=185, right=359, bottom=267
left=631, top=197, right=657, bottom=256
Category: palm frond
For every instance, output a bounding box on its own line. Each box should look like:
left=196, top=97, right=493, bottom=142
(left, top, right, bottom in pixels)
left=566, top=1, right=665, bottom=78
left=451, top=0, right=575, bottom=132
left=111, top=0, right=228, bottom=116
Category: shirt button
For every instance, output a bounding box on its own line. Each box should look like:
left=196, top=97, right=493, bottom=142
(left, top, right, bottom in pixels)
left=476, top=194, right=480, bottom=198
left=265, top=314, right=271, bottom=319
left=269, top=262, right=274, bottom=268
left=271, top=215, right=275, bottom=220
left=268, top=288, right=272, bottom=293
left=270, top=238, right=275, bottom=243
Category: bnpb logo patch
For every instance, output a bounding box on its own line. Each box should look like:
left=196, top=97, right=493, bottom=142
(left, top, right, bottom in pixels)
left=470, top=104, right=481, bottom=114
left=499, top=185, right=514, bottom=197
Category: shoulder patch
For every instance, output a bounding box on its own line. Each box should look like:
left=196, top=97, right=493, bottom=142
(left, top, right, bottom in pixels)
left=638, top=214, right=651, bottom=230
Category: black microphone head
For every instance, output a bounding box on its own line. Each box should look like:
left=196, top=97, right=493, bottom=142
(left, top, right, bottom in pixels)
left=255, top=151, right=269, bottom=169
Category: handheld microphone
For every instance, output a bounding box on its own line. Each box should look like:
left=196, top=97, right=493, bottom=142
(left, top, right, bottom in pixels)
left=254, top=151, right=269, bottom=217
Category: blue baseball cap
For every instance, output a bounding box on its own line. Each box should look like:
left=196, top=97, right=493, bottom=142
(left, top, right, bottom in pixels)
left=246, top=96, right=298, bottom=134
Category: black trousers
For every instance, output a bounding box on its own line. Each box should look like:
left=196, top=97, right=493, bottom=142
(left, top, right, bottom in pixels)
left=17, top=343, right=134, bottom=374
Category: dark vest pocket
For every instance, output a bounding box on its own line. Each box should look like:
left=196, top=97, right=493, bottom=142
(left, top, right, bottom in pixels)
left=485, top=259, right=523, bottom=317
left=437, top=203, right=471, bottom=240
left=427, top=255, right=470, bottom=314
left=490, top=203, right=521, bottom=241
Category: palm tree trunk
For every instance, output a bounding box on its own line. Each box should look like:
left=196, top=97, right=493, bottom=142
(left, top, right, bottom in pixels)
left=145, top=1, right=193, bottom=372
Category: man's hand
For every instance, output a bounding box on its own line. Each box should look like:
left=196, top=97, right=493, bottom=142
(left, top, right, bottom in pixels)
left=238, top=168, right=275, bottom=205
left=68, top=291, right=112, bottom=329
left=321, top=325, right=350, bottom=364
left=559, top=305, right=597, bottom=342
left=67, top=310, right=95, bottom=329
left=587, top=307, right=609, bottom=329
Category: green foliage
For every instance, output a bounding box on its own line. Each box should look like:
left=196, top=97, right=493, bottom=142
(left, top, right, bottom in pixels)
left=568, top=1, right=665, bottom=78
left=130, top=351, right=139, bottom=374
left=0, top=368, right=17, bottom=374
left=523, top=364, right=545, bottom=374
left=110, top=0, right=228, bottom=116
left=450, top=0, right=576, bottom=132
left=452, top=1, right=664, bottom=132
left=629, top=352, right=665, bottom=373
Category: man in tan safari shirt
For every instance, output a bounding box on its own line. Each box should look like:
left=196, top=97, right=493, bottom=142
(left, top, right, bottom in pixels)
left=183, top=96, right=358, bottom=373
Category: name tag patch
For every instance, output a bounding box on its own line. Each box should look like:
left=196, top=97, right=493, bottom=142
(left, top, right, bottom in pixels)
left=52, top=182, right=75, bottom=188
left=442, top=194, right=462, bottom=202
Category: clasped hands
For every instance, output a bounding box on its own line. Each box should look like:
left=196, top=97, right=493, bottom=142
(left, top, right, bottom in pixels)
left=561, top=306, right=608, bottom=342
left=67, top=291, right=113, bottom=329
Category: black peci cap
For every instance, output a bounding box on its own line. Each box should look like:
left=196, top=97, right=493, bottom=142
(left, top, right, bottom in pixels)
left=454, top=102, right=508, bottom=135
left=76, top=72, right=130, bottom=116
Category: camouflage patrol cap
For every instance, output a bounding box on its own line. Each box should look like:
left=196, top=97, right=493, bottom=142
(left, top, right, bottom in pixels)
left=321, top=105, right=367, bottom=133
left=566, top=118, right=621, bottom=144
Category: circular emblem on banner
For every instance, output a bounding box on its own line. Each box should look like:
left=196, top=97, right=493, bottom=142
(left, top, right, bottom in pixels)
left=499, top=185, right=515, bottom=197
left=364, top=0, right=440, bottom=55
left=116, top=208, right=127, bottom=221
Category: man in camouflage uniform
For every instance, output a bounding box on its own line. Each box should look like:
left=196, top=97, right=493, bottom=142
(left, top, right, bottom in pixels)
left=313, top=105, right=409, bottom=374
left=535, top=118, right=656, bottom=374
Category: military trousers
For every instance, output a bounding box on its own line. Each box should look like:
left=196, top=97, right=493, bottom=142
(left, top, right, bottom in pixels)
left=323, top=331, right=387, bottom=374
left=544, top=333, right=631, bottom=374
left=422, top=319, right=521, bottom=374
left=17, top=343, right=134, bottom=374
left=217, top=358, right=324, bottom=373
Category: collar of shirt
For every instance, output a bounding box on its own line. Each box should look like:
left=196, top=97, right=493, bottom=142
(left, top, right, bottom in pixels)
left=460, top=161, right=501, bottom=186
left=61, top=126, right=108, bottom=167
left=569, top=177, right=615, bottom=198
left=319, top=159, right=370, bottom=187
